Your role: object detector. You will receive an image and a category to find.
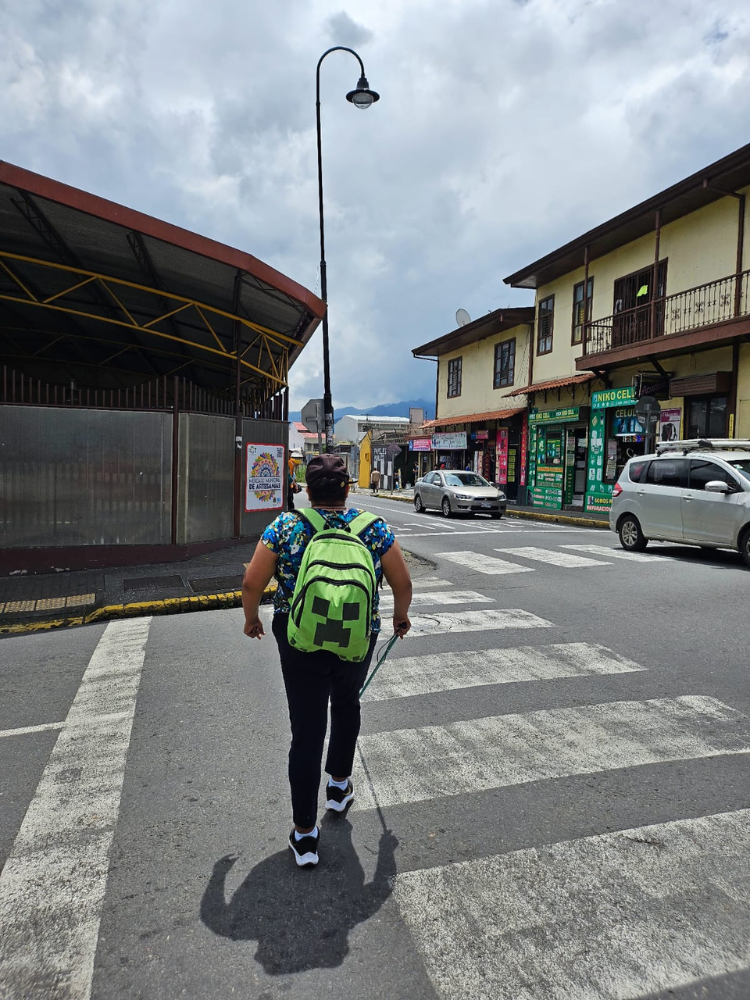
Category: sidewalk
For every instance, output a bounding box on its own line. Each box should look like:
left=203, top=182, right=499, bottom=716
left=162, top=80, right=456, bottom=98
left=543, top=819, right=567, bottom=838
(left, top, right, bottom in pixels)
left=373, top=489, right=610, bottom=529
left=0, top=540, right=274, bottom=637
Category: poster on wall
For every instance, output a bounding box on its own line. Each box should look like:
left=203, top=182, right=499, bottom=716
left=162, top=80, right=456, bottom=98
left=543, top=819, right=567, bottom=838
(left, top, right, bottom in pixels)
left=245, top=443, right=285, bottom=512
left=496, top=428, right=509, bottom=485
left=520, top=413, right=528, bottom=486
left=432, top=431, right=467, bottom=450
left=660, top=408, right=681, bottom=442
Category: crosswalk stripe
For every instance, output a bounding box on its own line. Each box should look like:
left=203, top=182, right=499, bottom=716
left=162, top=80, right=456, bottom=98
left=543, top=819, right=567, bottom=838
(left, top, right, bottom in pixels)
left=379, top=608, right=553, bottom=640
left=383, top=577, right=452, bottom=590
left=392, top=808, right=750, bottom=1000
left=356, top=695, right=748, bottom=809
left=363, top=642, right=645, bottom=702
left=498, top=546, right=610, bottom=567
left=0, top=618, right=152, bottom=1000
left=561, top=543, right=657, bottom=562
left=379, top=590, right=493, bottom=609
left=436, top=551, right=535, bottom=575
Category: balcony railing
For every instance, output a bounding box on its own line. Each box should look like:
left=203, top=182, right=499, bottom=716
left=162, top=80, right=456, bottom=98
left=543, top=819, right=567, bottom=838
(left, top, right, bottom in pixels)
left=585, top=268, right=750, bottom=356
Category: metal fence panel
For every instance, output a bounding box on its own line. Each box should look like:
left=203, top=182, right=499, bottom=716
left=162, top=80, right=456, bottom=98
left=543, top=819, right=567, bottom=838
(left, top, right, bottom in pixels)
left=0, top=406, right=172, bottom=548
left=176, top=413, right=234, bottom=543
left=240, top=418, right=289, bottom=538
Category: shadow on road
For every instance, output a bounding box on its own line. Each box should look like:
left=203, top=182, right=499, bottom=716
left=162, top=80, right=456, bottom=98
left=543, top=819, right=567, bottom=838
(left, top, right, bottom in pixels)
left=200, top=815, right=397, bottom=974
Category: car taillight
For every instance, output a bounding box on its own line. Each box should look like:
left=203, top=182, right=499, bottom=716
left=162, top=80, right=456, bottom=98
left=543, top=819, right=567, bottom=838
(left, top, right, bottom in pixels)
left=612, top=482, right=623, bottom=497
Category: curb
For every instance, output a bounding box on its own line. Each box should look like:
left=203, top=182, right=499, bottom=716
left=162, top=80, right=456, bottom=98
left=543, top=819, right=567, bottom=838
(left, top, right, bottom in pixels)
left=0, top=583, right=277, bottom=637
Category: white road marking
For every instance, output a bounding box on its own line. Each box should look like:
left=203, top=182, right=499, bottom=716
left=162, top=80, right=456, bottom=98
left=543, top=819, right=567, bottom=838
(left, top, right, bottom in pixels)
left=383, top=577, right=452, bottom=590
left=364, top=642, right=645, bottom=702
left=0, top=618, right=152, bottom=1000
left=378, top=609, right=552, bottom=640
left=397, top=529, right=505, bottom=538
left=437, top=551, right=535, bottom=575
left=562, top=543, right=657, bottom=562
left=355, top=695, right=748, bottom=809
left=379, top=590, right=493, bottom=610
left=499, top=546, right=611, bottom=568
left=393, top=809, right=750, bottom=1000
left=0, top=722, right=65, bottom=740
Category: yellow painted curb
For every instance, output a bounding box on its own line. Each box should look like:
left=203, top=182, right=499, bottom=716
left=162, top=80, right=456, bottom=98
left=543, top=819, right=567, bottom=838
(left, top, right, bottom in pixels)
left=506, top=510, right=609, bottom=529
left=0, top=582, right=278, bottom=636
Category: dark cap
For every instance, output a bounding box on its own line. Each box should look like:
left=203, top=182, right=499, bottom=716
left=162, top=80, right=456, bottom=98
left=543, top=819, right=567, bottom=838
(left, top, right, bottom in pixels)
left=305, top=454, right=352, bottom=492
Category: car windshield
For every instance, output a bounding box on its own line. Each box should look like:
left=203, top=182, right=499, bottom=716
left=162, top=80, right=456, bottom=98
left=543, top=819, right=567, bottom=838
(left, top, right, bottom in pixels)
left=444, top=473, right=488, bottom=487
left=727, top=459, right=750, bottom=482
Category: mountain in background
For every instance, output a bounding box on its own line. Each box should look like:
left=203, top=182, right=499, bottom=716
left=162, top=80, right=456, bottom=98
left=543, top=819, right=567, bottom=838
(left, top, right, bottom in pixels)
left=288, top=398, right=435, bottom=423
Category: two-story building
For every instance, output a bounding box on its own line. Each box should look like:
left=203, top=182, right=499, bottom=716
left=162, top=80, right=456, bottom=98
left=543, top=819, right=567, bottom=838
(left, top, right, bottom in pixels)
left=505, top=141, right=750, bottom=513
left=412, top=307, right=534, bottom=500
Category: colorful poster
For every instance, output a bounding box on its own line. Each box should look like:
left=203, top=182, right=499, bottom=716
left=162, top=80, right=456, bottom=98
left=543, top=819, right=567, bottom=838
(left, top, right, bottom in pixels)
left=475, top=429, right=489, bottom=441
left=585, top=409, right=613, bottom=511
left=496, top=428, right=509, bottom=485
left=520, top=413, right=528, bottom=486
left=245, top=443, right=285, bottom=512
left=659, top=408, right=681, bottom=443
left=408, top=438, right=432, bottom=451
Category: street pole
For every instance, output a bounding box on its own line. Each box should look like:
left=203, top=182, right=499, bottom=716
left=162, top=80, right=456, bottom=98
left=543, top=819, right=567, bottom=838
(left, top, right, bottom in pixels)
left=315, top=47, right=379, bottom=452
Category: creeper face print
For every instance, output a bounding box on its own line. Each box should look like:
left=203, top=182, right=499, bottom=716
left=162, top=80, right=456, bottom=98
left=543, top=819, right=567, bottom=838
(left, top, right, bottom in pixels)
left=311, top=595, right=361, bottom=648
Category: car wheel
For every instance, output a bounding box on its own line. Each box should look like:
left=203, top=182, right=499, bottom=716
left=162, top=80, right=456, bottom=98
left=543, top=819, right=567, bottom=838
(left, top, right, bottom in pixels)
left=490, top=511, right=503, bottom=519
left=414, top=495, right=424, bottom=513
left=739, top=527, right=750, bottom=569
left=441, top=497, right=452, bottom=518
left=618, top=514, right=648, bottom=552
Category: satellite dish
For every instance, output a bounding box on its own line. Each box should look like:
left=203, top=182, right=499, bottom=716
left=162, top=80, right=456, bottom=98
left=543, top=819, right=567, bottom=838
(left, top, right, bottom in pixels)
left=455, top=308, right=471, bottom=327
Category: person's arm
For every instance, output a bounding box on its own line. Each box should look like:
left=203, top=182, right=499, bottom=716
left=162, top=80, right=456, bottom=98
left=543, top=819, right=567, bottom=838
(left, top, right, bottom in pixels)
left=242, top=540, right=278, bottom=638
left=380, top=540, right=412, bottom=637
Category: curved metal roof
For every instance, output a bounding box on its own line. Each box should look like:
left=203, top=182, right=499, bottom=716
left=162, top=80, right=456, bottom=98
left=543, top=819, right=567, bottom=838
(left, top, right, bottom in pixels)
left=0, top=162, right=325, bottom=404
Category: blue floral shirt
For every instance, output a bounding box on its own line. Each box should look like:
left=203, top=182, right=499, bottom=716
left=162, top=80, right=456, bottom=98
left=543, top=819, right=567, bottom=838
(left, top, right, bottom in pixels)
left=261, top=508, right=395, bottom=632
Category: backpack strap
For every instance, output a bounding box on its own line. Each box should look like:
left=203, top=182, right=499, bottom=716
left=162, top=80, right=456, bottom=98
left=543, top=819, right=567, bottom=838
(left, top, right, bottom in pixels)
left=296, top=508, right=326, bottom=534
left=348, top=511, right=380, bottom=537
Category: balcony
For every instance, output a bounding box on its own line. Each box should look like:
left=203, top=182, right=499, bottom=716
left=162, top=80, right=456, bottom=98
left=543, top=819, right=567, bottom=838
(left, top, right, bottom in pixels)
left=579, top=268, right=750, bottom=369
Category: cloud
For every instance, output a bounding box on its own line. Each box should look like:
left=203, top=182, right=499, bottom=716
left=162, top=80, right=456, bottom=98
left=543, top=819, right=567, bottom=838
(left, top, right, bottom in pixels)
left=2, top=0, right=750, bottom=410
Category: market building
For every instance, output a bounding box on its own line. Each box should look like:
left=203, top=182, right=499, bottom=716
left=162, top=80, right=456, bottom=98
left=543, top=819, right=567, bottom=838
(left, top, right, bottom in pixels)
left=505, top=141, right=750, bottom=513
left=0, top=161, right=325, bottom=572
left=412, top=307, right=534, bottom=500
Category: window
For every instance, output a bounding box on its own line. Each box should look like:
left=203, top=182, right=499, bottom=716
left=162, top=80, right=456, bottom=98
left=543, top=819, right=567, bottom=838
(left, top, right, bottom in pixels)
left=423, top=472, right=437, bottom=484
left=445, top=473, right=489, bottom=487
left=628, top=460, right=650, bottom=483
left=612, top=261, right=668, bottom=347
left=572, top=278, right=593, bottom=344
left=687, top=396, right=727, bottom=438
left=447, top=357, right=462, bottom=398
left=728, top=460, right=750, bottom=483
left=493, top=338, right=516, bottom=388
left=645, top=459, right=688, bottom=488
left=537, top=296, right=554, bottom=354
left=689, top=460, right=738, bottom=491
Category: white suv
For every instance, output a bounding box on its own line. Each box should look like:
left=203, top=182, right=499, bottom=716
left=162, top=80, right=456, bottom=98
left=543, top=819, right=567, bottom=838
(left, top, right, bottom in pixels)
left=609, top=439, right=750, bottom=567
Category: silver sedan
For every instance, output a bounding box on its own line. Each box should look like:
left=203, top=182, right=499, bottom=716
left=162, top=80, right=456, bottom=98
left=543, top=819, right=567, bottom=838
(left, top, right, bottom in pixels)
left=414, top=471, right=507, bottom=518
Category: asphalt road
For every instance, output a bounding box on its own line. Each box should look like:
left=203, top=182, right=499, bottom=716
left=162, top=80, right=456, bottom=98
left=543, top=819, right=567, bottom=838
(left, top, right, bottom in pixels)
left=1, top=495, right=749, bottom=1000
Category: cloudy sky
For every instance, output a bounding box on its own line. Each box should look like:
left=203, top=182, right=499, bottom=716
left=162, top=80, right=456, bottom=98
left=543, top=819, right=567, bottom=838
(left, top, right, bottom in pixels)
left=3, top=0, right=750, bottom=410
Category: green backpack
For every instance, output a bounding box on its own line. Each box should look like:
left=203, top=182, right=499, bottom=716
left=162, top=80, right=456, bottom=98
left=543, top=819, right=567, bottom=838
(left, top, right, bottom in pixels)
left=287, top=509, right=380, bottom=662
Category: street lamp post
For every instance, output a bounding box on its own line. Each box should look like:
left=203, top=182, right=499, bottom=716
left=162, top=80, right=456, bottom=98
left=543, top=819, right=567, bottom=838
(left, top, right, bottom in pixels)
left=316, top=46, right=379, bottom=452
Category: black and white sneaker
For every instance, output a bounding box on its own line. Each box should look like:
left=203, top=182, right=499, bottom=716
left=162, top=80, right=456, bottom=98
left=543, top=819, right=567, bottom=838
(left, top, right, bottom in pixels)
left=325, top=779, right=354, bottom=813
left=288, top=828, right=319, bottom=868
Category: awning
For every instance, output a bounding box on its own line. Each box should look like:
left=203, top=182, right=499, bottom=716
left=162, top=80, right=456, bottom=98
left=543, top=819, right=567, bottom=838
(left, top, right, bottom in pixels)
left=504, top=373, right=596, bottom=397
left=423, top=406, right=526, bottom=429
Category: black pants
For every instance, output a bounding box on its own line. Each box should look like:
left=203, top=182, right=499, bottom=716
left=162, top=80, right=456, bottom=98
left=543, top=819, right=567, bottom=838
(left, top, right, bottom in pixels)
left=272, top=614, right=378, bottom=828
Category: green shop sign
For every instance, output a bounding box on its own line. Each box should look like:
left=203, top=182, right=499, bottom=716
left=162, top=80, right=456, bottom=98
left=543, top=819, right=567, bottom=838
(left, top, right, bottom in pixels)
left=529, top=406, right=581, bottom=424
left=591, top=387, right=635, bottom=409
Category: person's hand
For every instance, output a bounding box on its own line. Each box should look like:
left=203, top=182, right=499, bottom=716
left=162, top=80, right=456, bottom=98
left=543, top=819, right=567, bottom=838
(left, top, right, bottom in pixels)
left=393, top=616, right=411, bottom=638
left=244, top=617, right=265, bottom=639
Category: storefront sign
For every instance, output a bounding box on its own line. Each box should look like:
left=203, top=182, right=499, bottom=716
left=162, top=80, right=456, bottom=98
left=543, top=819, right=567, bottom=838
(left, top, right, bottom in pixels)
left=475, top=429, right=489, bottom=441
left=584, top=408, right=611, bottom=511
left=659, top=408, right=681, bottom=443
left=520, top=413, right=528, bottom=486
left=507, top=447, right=517, bottom=482
left=496, top=428, right=509, bottom=485
left=591, top=387, right=636, bottom=409
left=432, top=431, right=467, bottom=450
left=536, top=465, right=564, bottom=487
left=529, top=406, right=581, bottom=424
left=528, top=486, right=563, bottom=509
left=408, top=438, right=432, bottom=452
left=245, top=443, right=284, bottom=512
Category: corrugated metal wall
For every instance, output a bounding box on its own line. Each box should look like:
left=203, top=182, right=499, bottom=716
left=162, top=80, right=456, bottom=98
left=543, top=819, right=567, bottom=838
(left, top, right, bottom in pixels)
left=0, top=405, right=172, bottom=547
left=176, top=413, right=234, bottom=543
left=241, top=418, right=289, bottom=538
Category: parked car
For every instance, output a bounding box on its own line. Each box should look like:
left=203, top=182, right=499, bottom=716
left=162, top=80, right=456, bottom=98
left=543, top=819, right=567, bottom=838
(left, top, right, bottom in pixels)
left=414, top=471, right=506, bottom=518
left=609, top=439, right=750, bottom=567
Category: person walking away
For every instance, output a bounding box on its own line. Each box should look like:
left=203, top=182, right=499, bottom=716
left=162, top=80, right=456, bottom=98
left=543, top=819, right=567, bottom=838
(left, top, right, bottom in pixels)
left=370, top=467, right=381, bottom=495
left=241, top=454, right=412, bottom=868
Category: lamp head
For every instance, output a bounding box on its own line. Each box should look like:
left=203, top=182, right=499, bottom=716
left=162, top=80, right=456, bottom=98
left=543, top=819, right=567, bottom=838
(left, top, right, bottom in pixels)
left=346, top=75, right=380, bottom=109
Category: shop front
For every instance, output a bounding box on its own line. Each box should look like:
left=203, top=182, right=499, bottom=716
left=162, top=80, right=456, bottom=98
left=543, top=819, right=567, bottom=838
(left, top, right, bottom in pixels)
left=408, top=436, right=433, bottom=483
left=585, top=386, right=646, bottom=513
left=527, top=406, right=590, bottom=510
